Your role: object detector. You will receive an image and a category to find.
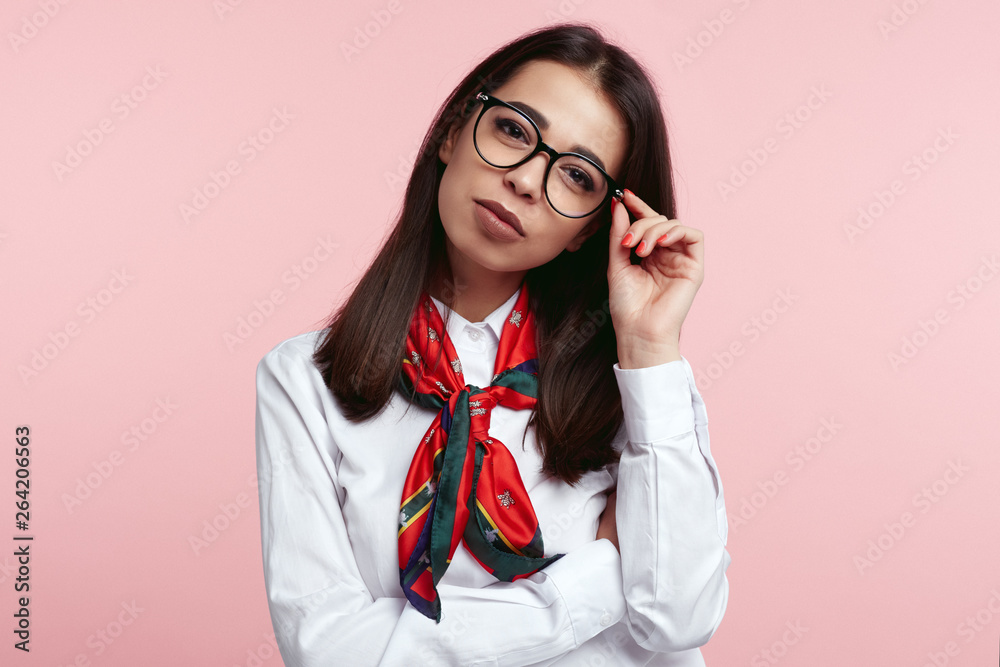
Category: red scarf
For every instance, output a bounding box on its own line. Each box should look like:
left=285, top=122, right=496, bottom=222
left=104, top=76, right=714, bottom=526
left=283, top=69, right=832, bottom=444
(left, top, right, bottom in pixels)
left=396, top=283, right=563, bottom=622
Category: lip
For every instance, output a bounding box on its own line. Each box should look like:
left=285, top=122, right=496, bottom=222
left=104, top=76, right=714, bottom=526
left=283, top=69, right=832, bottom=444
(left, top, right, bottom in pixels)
left=475, top=199, right=524, bottom=237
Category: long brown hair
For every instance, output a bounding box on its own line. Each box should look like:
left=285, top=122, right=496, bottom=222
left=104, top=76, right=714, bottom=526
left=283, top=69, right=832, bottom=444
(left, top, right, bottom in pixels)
left=312, top=22, right=677, bottom=485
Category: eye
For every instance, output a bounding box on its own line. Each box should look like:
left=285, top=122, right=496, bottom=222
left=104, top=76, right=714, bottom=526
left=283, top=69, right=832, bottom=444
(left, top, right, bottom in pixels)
left=495, top=117, right=531, bottom=144
left=562, top=164, right=595, bottom=192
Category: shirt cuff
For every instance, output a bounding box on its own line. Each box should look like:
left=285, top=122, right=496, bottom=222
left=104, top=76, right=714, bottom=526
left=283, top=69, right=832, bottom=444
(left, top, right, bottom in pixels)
left=541, top=538, right=626, bottom=647
left=613, top=358, right=696, bottom=444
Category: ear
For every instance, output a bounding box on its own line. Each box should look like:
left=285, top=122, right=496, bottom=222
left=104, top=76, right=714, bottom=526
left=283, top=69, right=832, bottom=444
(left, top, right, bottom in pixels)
left=438, top=120, right=463, bottom=165
left=565, top=216, right=604, bottom=252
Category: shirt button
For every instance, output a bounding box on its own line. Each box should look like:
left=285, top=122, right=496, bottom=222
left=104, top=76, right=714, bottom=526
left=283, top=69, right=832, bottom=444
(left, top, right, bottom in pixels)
left=467, top=328, right=483, bottom=341
left=599, top=612, right=613, bottom=627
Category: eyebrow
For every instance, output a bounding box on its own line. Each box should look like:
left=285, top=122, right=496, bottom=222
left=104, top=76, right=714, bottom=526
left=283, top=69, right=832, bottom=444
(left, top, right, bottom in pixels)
left=508, top=100, right=610, bottom=173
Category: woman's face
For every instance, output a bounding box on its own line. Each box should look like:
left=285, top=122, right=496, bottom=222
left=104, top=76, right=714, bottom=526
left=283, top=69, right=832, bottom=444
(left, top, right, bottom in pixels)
left=437, top=59, right=628, bottom=275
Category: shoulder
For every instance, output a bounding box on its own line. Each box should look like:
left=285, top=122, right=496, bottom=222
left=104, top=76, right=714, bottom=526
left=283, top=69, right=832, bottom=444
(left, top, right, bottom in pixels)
left=256, top=329, right=328, bottom=382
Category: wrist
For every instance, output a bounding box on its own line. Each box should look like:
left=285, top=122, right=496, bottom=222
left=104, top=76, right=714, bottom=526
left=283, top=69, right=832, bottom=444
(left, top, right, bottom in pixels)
left=617, top=338, right=681, bottom=369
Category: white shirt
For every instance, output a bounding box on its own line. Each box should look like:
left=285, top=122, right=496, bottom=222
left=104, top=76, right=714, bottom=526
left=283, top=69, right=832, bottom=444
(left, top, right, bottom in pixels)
left=255, top=286, right=730, bottom=666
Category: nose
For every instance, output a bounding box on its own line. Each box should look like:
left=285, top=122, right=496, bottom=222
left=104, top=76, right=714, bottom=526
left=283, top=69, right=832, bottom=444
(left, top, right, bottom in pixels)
left=503, top=151, right=550, bottom=203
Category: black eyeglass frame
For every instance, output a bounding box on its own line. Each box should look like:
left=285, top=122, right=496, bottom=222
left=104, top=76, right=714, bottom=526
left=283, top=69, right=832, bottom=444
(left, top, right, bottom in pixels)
left=471, top=92, right=625, bottom=219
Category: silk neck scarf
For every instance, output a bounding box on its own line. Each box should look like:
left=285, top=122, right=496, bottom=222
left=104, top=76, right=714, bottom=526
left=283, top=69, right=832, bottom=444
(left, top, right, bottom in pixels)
left=396, top=283, right=563, bottom=622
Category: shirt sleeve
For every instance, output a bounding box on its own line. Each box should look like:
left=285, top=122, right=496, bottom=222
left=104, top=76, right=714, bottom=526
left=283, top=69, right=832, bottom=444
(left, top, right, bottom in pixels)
left=608, top=355, right=731, bottom=653
left=255, top=342, right=632, bottom=667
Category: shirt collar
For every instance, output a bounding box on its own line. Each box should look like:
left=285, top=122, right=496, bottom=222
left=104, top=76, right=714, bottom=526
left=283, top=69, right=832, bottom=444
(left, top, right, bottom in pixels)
left=430, top=285, right=522, bottom=342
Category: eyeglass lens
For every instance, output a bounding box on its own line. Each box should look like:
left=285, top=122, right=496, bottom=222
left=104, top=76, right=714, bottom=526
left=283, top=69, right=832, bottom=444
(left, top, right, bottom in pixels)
left=475, top=104, right=609, bottom=217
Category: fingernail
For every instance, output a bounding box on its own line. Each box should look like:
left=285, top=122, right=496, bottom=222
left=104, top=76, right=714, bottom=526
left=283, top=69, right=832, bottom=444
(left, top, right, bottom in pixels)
left=656, top=233, right=669, bottom=243
left=611, top=197, right=617, bottom=214
left=637, top=240, right=647, bottom=253
left=621, top=232, right=633, bottom=246
left=624, top=188, right=634, bottom=197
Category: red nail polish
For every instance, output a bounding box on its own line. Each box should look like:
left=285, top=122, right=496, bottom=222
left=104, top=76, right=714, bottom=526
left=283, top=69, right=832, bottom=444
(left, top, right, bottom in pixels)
left=624, top=188, right=634, bottom=197
left=621, top=232, right=633, bottom=246
left=656, top=233, right=669, bottom=243
left=637, top=240, right=647, bottom=253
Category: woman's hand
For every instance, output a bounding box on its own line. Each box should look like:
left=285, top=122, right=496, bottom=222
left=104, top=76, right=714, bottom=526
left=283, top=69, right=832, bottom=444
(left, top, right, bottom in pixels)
left=595, top=490, right=619, bottom=553
left=607, top=189, right=705, bottom=368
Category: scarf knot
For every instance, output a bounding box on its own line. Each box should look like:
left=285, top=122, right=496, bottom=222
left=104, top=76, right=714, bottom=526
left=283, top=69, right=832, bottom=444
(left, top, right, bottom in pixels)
left=456, top=387, right=496, bottom=438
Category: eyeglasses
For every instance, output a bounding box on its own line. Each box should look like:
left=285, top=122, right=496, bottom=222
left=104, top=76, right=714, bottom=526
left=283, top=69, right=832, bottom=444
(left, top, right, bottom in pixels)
left=471, top=92, right=624, bottom=219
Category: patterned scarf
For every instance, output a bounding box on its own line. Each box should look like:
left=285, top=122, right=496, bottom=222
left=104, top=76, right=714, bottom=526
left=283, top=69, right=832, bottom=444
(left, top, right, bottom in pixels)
left=396, top=283, right=563, bottom=622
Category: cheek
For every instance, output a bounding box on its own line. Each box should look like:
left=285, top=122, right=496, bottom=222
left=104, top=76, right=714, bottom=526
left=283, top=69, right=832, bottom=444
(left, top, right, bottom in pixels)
left=438, top=144, right=476, bottom=214
left=437, top=166, right=465, bottom=226
left=526, top=226, right=586, bottom=262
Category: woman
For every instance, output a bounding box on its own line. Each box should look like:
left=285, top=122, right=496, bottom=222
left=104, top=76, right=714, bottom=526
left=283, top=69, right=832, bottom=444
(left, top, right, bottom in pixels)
left=255, top=22, right=730, bottom=666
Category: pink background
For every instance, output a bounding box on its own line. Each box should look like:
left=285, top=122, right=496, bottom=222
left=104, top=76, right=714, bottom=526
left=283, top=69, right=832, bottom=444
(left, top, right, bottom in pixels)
left=3, top=1, right=998, bottom=665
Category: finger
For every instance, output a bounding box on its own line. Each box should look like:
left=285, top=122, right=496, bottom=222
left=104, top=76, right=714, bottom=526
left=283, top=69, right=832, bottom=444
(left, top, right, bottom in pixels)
left=621, top=188, right=660, bottom=220
left=607, top=194, right=633, bottom=274
left=655, top=225, right=705, bottom=265
left=635, top=221, right=684, bottom=256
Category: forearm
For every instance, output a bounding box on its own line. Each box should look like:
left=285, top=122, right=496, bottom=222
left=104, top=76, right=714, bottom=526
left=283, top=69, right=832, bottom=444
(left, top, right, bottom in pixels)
left=612, top=356, right=731, bottom=652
